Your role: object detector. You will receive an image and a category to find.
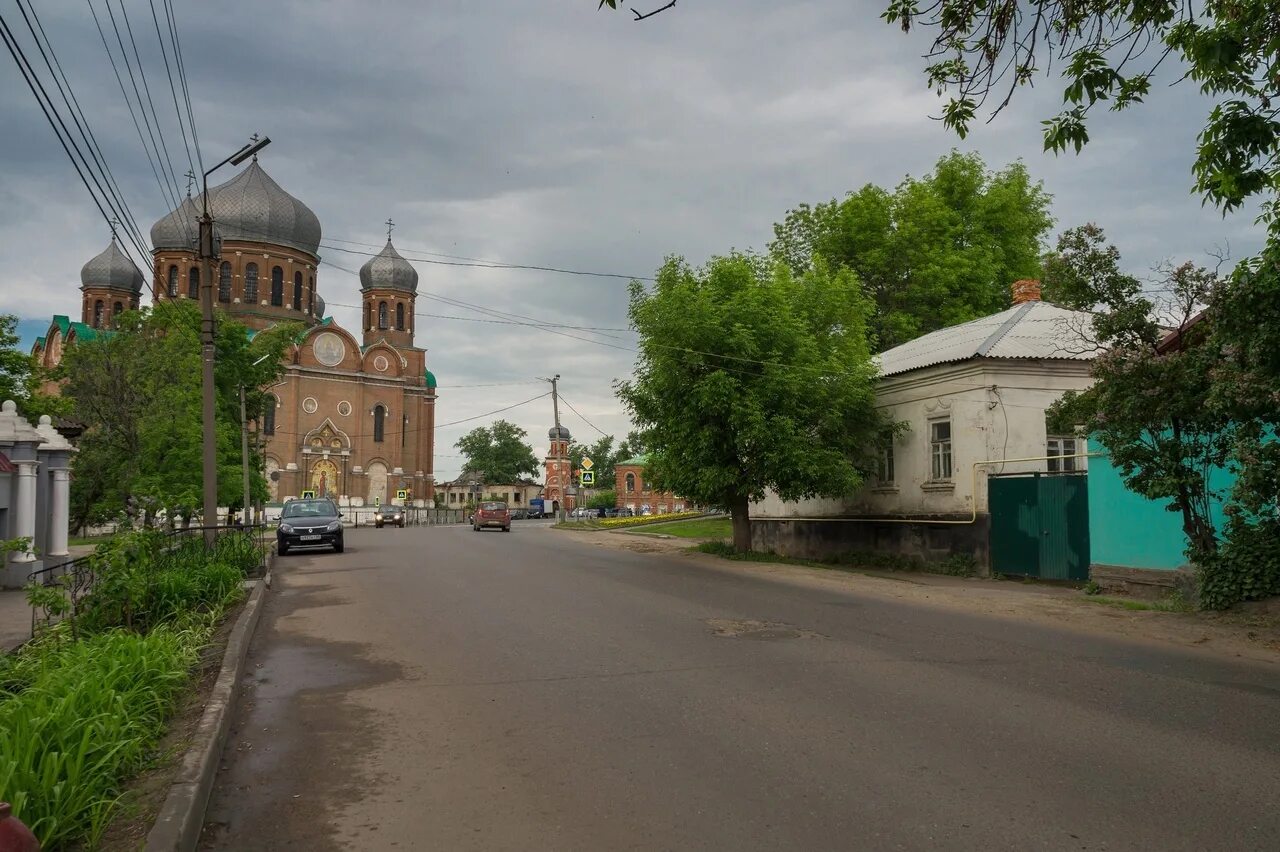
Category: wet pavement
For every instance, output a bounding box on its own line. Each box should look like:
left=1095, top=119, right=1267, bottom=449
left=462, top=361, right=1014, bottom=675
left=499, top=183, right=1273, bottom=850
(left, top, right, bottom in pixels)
left=201, top=522, right=1280, bottom=851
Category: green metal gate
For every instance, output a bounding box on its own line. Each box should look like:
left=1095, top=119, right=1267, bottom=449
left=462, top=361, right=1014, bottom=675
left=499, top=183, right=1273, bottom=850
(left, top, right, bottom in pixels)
left=989, top=472, right=1090, bottom=580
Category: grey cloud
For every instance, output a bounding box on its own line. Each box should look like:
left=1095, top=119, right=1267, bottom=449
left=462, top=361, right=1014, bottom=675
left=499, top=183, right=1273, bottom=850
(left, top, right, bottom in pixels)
left=1, top=0, right=1266, bottom=480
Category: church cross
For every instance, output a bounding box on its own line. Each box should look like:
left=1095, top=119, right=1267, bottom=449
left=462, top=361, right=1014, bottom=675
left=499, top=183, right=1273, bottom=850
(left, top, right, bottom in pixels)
left=184, top=170, right=196, bottom=196
left=386, top=217, right=395, bottom=240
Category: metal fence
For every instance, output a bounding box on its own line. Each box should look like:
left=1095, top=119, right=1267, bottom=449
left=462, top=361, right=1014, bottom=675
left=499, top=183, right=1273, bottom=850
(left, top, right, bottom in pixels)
left=25, top=524, right=269, bottom=638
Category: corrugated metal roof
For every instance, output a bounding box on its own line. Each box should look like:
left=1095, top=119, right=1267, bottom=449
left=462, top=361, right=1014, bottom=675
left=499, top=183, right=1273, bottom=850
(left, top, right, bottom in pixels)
left=875, top=301, right=1098, bottom=378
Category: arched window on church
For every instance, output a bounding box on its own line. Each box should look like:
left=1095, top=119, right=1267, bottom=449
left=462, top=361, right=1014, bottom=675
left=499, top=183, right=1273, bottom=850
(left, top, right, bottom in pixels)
left=378, top=301, right=388, bottom=330
left=293, top=271, right=303, bottom=310
left=365, top=302, right=371, bottom=330
left=112, top=302, right=123, bottom=327
left=93, top=300, right=104, bottom=329
left=373, top=405, right=386, bottom=443
left=188, top=267, right=200, bottom=300
left=270, top=266, right=283, bottom=306
left=167, top=265, right=178, bottom=297
left=218, top=262, right=232, bottom=302
left=263, top=397, right=276, bottom=435
left=244, top=263, right=259, bottom=303
left=395, top=303, right=404, bottom=331
left=625, top=472, right=636, bottom=493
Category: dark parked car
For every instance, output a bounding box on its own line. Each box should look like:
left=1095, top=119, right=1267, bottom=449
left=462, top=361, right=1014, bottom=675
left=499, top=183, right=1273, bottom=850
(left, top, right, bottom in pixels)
left=473, top=501, right=511, bottom=532
left=277, top=498, right=344, bottom=555
left=374, top=506, right=405, bottom=528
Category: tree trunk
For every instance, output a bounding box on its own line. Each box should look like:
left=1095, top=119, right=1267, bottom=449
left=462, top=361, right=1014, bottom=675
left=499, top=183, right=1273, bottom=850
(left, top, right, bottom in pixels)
left=1169, top=419, right=1218, bottom=561
left=729, top=495, right=752, bottom=553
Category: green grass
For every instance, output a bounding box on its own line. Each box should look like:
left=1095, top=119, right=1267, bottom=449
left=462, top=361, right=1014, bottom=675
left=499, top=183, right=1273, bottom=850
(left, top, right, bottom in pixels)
left=0, top=530, right=255, bottom=850
left=628, top=517, right=731, bottom=539
left=67, top=535, right=111, bottom=548
left=1081, top=590, right=1194, bottom=613
left=0, top=624, right=208, bottom=849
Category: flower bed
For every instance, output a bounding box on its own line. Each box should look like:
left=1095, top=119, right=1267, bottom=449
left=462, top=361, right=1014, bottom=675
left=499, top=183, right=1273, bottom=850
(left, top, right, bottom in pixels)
left=0, top=530, right=259, bottom=850
left=597, top=511, right=703, bottom=529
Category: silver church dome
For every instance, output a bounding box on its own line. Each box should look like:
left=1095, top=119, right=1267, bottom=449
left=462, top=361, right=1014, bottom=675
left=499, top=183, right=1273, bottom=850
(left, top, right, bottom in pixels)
left=358, top=239, right=418, bottom=293
left=314, top=293, right=326, bottom=319
left=81, top=238, right=144, bottom=294
left=149, top=161, right=322, bottom=256
left=548, top=425, right=572, bottom=442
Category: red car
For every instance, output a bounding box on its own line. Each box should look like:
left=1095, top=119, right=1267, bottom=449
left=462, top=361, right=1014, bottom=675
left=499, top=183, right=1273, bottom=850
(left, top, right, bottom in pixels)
left=472, top=501, right=511, bottom=532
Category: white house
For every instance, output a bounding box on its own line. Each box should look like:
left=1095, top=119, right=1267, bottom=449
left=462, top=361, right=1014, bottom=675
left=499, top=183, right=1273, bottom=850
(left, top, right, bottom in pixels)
left=751, top=280, right=1099, bottom=569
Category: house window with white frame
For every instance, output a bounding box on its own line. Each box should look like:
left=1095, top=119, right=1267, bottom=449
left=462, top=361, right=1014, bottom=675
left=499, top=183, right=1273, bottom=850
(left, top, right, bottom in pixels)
left=1047, top=436, right=1079, bottom=472
left=877, top=437, right=895, bottom=485
left=929, top=418, right=952, bottom=481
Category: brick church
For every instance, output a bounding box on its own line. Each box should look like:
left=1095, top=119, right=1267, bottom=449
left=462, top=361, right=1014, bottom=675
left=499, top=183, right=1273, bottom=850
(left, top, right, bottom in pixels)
left=31, top=157, right=438, bottom=506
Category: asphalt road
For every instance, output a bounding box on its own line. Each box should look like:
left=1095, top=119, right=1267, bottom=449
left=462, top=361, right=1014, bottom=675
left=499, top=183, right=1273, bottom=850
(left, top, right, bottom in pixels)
left=201, top=522, right=1280, bottom=851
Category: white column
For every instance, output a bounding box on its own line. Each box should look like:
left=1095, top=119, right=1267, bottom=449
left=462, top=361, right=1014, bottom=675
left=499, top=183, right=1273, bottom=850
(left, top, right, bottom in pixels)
left=48, top=467, right=70, bottom=558
left=13, top=460, right=38, bottom=561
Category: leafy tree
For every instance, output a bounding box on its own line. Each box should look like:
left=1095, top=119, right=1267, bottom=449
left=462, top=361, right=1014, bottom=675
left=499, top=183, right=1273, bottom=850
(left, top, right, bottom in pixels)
left=61, top=302, right=292, bottom=527
left=771, top=151, right=1052, bottom=349
left=455, top=419, right=539, bottom=484
left=879, top=0, right=1279, bottom=233
left=0, top=315, right=66, bottom=420
left=617, top=254, right=886, bottom=551
left=1044, top=225, right=1280, bottom=607
left=569, top=434, right=618, bottom=484
left=616, top=429, right=651, bottom=461
left=1048, top=226, right=1228, bottom=560
left=587, top=489, right=618, bottom=510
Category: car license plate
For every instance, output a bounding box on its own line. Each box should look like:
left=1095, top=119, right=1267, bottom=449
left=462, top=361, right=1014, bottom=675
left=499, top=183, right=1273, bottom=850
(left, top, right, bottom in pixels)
left=300, top=534, right=321, bottom=541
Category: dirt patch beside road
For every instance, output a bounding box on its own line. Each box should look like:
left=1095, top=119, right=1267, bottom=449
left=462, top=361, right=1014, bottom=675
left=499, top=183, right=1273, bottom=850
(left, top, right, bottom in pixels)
left=553, top=528, right=1280, bottom=665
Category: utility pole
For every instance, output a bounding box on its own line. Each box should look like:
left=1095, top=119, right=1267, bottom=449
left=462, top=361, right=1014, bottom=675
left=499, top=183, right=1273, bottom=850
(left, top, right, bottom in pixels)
left=540, top=374, right=569, bottom=521
left=550, top=373, right=561, bottom=436
left=198, top=135, right=271, bottom=546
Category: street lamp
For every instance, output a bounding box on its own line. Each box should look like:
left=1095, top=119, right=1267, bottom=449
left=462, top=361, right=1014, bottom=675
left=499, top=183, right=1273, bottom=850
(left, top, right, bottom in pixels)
left=240, top=352, right=272, bottom=528
left=198, top=135, right=270, bottom=545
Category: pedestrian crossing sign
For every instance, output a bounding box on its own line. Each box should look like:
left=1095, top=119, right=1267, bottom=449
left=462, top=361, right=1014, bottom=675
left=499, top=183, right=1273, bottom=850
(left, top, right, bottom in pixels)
left=397, top=489, right=409, bottom=500
left=301, top=489, right=316, bottom=499
left=581, top=470, right=595, bottom=486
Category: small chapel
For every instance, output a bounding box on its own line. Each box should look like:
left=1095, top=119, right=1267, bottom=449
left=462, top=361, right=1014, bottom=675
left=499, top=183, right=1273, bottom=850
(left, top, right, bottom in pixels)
left=31, top=158, right=439, bottom=506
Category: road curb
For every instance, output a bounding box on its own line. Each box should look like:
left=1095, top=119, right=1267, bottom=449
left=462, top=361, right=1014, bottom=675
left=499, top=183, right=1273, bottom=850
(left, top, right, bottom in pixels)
left=145, top=576, right=268, bottom=851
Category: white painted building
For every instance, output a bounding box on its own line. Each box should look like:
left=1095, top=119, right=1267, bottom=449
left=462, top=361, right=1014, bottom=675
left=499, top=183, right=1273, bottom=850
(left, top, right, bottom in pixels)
left=752, top=282, right=1099, bottom=566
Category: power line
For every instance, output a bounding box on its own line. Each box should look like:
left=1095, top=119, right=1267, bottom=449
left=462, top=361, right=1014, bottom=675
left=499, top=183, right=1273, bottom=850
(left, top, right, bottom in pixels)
left=113, top=0, right=185, bottom=210
left=320, top=242, right=654, bottom=282
left=86, top=0, right=179, bottom=248
left=558, top=393, right=611, bottom=438
left=434, top=392, right=552, bottom=429
left=263, top=392, right=553, bottom=441
left=163, top=0, right=202, bottom=172
left=146, top=0, right=195, bottom=180
left=16, top=0, right=149, bottom=261
left=0, top=10, right=154, bottom=290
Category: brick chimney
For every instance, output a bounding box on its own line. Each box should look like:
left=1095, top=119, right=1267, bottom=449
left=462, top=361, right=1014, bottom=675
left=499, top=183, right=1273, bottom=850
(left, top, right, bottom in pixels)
left=1011, top=279, right=1042, bottom=305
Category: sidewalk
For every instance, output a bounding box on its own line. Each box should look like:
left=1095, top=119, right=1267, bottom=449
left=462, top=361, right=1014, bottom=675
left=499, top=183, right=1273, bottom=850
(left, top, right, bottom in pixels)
left=2, top=587, right=31, bottom=652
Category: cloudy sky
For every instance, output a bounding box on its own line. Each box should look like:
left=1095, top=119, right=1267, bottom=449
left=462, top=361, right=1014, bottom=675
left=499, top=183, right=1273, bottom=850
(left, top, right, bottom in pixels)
left=0, top=1, right=1265, bottom=481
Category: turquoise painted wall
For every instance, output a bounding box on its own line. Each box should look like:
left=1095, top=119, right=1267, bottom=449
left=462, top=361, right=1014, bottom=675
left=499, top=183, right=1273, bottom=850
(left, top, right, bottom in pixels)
left=1086, top=438, right=1233, bottom=571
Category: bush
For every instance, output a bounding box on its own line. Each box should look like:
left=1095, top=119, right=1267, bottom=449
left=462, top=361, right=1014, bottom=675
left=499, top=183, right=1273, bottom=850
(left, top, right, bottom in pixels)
left=1198, top=517, right=1280, bottom=610
left=0, top=625, right=206, bottom=849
